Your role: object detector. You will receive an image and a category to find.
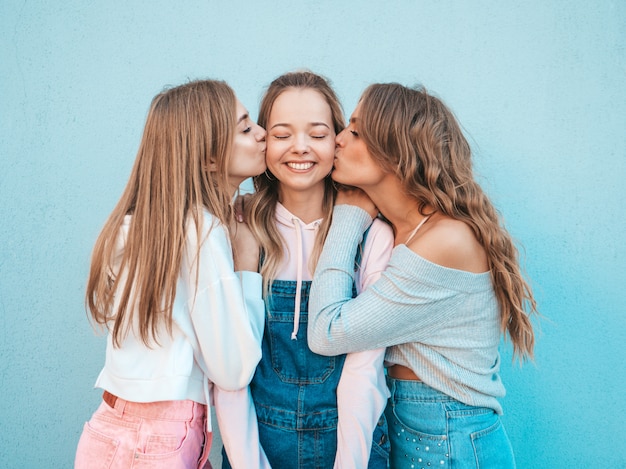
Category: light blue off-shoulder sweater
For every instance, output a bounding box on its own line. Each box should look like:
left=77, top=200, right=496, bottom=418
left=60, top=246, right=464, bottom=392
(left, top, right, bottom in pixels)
left=308, top=205, right=506, bottom=414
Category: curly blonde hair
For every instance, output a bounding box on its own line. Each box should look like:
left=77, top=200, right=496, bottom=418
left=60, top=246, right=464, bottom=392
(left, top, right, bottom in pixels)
left=358, top=83, right=538, bottom=361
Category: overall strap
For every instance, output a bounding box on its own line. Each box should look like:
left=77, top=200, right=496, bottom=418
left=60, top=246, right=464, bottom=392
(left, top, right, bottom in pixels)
left=354, top=226, right=371, bottom=270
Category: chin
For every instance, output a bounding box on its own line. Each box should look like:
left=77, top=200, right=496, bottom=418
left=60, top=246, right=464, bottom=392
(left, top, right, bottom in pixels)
left=331, top=172, right=349, bottom=185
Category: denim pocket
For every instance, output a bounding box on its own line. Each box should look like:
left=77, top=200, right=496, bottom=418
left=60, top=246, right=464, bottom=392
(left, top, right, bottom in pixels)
left=134, top=419, right=191, bottom=457
left=144, top=431, right=186, bottom=454
left=471, top=418, right=516, bottom=468
left=388, top=401, right=450, bottom=468
left=267, top=310, right=340, bottom=384
left=445, top=407, right=515, bottom=468
left=75, top=421, right=119, bottom=468
left=133, top=418, right=206, bottom=467
left=257, top=420, right=338, bottom=468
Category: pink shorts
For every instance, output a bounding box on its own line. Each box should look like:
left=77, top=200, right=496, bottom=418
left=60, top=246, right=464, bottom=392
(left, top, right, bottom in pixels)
left=75, top=393, right=211, bottom=468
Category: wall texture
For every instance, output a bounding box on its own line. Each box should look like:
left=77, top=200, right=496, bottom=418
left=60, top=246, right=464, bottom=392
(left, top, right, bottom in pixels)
left=1, top=1, right=624, bottom=467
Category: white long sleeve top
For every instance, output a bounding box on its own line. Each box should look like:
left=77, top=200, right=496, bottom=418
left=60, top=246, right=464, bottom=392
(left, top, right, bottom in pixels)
left=94, top=210, right=265, bottom=431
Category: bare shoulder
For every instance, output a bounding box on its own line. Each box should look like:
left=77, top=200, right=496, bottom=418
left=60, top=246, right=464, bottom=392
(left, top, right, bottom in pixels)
left=408, top=216, right=488, bottom=273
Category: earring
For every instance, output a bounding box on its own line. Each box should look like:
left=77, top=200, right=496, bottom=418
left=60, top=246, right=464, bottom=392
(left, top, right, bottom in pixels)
left=264, top=170, right=276, bottom=181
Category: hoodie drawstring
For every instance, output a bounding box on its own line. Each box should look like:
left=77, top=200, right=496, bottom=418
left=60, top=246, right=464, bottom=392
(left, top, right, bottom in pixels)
left=290, top=218, right=303, bottom=340
left=289, top=218, right=320, bottom=340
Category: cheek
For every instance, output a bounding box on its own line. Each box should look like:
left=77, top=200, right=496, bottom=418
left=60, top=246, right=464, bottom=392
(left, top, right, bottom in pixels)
left=265, top=143, right=283, bottom=172
left=315, top=139, right=336, bottom=166
left=232, top=136, right=251, bottom=157
left=351, top=143, right=371, bottom=165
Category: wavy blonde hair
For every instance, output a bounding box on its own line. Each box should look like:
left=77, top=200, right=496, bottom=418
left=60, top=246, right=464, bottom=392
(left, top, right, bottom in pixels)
left=246, top=71, right=345, bottom=295
left=86, top=79, right=237, bottom=347
left=358, top=83, right=538, bottom=361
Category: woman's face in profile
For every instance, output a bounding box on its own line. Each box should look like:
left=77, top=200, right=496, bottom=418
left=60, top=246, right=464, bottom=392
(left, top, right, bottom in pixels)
left=333, top=102, right=385, bottom=189
left=228, top=98, right=267, bottom=188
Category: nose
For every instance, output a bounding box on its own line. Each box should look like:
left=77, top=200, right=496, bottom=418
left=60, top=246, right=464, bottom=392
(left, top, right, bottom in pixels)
left=292, top=134, right=309, bottom=154
left=254, top=123, right=266, bottom=142
left=335, top=128, right=346, bottom=147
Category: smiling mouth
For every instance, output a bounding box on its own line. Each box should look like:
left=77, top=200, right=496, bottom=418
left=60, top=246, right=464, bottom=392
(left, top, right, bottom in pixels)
left=287, top=162, right=314, bottom=170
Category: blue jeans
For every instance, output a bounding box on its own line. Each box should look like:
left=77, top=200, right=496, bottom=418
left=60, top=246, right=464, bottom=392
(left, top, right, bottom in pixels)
left=385, top=377, right=515, bottom=469
left=222, top=279, right=388, bottom=469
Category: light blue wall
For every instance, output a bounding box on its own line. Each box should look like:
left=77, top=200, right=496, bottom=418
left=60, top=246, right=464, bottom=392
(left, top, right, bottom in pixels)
left=1, top=1, right=624, bottom=467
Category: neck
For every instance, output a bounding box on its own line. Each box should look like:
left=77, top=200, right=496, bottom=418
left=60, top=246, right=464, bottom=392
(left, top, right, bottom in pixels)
left=364, top=175, right=429, bottom=243
left=278, top=183, right=326, bottom=224
left=228, top=177, right=245, bottom=199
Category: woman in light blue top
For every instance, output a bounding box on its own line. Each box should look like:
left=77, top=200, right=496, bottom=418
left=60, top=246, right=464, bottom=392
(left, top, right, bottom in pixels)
left=308, top=83, right=539, bottom=468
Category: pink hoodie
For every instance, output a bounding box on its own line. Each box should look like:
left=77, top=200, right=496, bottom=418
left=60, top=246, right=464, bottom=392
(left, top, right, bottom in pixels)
left=215, top=203, right=394, bottom=468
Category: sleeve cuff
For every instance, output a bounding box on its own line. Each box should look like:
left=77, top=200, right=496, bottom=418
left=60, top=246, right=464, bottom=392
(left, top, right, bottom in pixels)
left=332, top=205, right=373, bottom=235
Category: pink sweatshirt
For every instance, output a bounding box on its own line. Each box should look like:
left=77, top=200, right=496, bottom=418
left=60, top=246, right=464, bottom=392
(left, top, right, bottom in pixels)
left=215, top=203, right=394, bottom=468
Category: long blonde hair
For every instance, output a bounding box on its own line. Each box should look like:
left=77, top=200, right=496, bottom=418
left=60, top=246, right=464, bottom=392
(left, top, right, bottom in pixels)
left=246, top=71, right=345, bottom=295
left=86, top=79, right=237, bottom=347
left=358, top=83, right=538, bottom=361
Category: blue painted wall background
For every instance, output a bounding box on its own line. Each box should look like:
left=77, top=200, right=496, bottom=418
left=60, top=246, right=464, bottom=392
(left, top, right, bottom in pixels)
left=1, top=1, right=624, bottom=467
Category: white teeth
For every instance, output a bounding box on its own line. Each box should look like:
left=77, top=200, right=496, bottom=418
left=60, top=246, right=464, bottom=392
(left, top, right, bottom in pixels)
left=287, top=162, right=314, bottom=170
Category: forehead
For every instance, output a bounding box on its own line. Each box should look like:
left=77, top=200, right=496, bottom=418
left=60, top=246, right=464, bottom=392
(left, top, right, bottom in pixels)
left=235, top=98, right=246, bottom=118
left=269, top=88, right=332, bottom=123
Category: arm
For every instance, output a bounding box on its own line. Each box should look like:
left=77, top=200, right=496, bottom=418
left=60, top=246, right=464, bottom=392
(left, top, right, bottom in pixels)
left=334, top=218, right=393, bottom=468
left=335, top=351, right=388, bottom=468
left=230, top=211, right=259, bottom=272
left=309, top=205, right=461, bottom=356
left=213, top=218, right=270, bottom=468
left=183, top=213, right=264, bottom=391
left=354, top=218, right=394, bottom=293
left=213, top=386, right=271, bottom=469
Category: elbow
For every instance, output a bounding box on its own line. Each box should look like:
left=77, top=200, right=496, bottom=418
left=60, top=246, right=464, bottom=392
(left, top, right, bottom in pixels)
left=308, top=303, right=345, bottom=356
left=307, top=327, right=336, bottom=356
left=213, top=349, right=262, bottom=391
left=217, top=373, right=254, bottom=391
left=215, top=379, right=245, bottom=392
left=309, top=341, right=335, bottom=356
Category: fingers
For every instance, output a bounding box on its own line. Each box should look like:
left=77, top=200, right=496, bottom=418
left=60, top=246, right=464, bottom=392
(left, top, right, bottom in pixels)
left=335, top=187, right=378, bottom=219
left=233, top=193, right=252, bottom=223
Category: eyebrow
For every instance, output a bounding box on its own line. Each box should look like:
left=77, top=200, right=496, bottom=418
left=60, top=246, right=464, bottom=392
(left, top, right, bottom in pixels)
left=350, top=117, right=359, bottom=124
left=237, top=113, right=249, bottom=124
left=270, top=122, right=331, bottom=130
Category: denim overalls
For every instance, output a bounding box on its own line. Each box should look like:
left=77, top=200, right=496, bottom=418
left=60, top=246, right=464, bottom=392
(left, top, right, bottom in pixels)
left=251, top=279, right=345, bottom=468
left=248, top=277, right=389, bottom=469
